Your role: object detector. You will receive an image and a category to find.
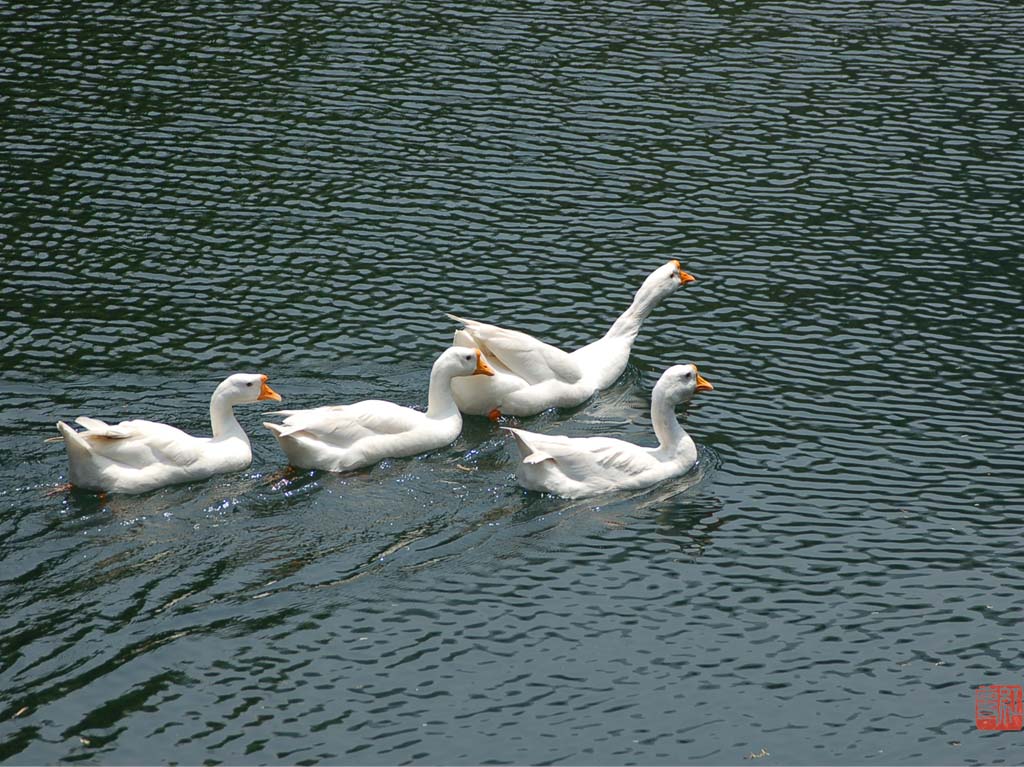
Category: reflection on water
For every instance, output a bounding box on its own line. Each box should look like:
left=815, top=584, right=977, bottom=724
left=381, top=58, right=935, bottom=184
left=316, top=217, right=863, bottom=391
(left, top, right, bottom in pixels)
left=2, top=0, right=1023, bottom=763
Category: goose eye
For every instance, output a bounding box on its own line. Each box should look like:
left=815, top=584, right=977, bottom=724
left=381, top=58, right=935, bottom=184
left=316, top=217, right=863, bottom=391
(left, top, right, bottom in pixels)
left=465, top=355, right=472, bottom=361
left=246, top=382, right=254, bottom=387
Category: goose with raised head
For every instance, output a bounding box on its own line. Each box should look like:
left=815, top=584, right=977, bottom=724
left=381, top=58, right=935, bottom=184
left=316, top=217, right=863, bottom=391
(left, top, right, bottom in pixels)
left=54, top=373, right=282, bottom=494
left=449, top=260, right=695, bottom=418
left=505, top=364, right=713, bottom=498
left=264, top=347, right=494, bottom=472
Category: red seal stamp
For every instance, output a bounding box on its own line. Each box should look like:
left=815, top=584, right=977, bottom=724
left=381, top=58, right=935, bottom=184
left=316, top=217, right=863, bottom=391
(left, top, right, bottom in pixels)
left=975, top=684, right=1023, bottom=731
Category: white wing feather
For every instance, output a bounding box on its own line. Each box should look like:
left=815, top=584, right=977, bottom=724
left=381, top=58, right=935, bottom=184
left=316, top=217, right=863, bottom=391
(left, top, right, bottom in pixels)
left=71, top=419, right=205, bottom=469
left=447, top=314, right=583, bottom=385
left=506, top=428, right=657, bottom=484
left=272, top=401, right=423, bottom=448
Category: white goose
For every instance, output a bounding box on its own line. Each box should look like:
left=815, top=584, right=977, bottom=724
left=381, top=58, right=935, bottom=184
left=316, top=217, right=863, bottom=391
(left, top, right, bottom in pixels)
left=264, top=346, right=494, bottom=472
left=505, top=364, right=713, bottom=498
left=448, top=259, right=695, bottom=418
left=54, top=373, right=282, bottom=494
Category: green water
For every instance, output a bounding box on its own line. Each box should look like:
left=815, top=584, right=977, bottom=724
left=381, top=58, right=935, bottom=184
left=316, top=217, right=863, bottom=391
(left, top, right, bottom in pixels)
left=2, top=0, right=1022, bottom=763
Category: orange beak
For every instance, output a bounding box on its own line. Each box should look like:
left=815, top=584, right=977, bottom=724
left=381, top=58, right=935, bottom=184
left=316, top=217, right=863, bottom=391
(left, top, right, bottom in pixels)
left=672, top=260, right=696, bottom=284
left=474, top=349, right=495, bottom=376
left=257, top=374, right=283, bottom=401
left=695, top=370, right=714, bottom=392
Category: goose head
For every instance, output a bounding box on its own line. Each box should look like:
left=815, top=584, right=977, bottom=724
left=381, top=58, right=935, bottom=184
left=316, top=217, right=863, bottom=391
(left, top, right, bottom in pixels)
left=653, top=364, right=713, bottom=406
left=635, top=259, right=696, bottom=305
left=435, top=346, right=495, bottom=379
left=214, top=373, right=283, bottom=405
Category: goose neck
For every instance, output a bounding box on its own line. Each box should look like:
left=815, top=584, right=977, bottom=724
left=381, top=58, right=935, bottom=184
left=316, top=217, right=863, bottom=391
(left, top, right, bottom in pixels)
left=426, top=365, right=460, bottom=419
left=210, top=392, right=248, bottom=442
left=603, top=281, right=665, bottom=343
left=651, top=390, right=686, bottom=452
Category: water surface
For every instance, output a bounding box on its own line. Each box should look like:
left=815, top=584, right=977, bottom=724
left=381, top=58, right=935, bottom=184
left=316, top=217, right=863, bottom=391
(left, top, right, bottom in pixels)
left=2, top=0, right=1023, bottom=764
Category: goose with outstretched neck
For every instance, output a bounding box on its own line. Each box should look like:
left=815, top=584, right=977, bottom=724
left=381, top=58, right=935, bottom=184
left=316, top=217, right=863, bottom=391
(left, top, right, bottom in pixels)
left=448, top=260, right=695, bottom=418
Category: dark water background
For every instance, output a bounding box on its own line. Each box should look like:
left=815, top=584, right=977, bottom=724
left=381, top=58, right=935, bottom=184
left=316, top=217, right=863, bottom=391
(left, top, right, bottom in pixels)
left=2, top=0, right=1023, bottom=763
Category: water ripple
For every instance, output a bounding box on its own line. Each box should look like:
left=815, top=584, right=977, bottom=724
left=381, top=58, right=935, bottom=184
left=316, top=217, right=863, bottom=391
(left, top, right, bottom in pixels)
left=3, top=0, right=1024, bottom=763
